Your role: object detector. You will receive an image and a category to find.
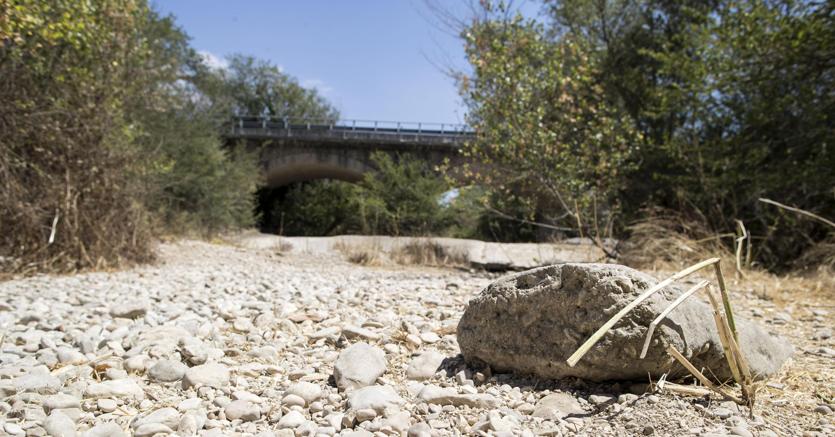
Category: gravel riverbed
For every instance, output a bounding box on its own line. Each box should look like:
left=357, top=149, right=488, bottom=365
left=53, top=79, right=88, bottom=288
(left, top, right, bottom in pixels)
left=0, top=240, right=831, bottom=436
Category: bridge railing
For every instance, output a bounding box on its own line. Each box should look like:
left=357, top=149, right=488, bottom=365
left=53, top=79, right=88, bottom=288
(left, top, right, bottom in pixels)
left=230, top=116, right=474, bottom=136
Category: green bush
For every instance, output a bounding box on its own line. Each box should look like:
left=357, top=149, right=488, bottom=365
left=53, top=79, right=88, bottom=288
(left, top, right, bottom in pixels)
left=264, top=152, right=455, bottom=237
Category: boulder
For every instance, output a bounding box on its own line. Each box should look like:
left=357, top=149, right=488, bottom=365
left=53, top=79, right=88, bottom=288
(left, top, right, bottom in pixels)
left=457, top=263, right=793, bottom=382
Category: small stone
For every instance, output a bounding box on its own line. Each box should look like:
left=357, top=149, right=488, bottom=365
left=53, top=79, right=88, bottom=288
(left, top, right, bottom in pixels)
left=287, top=381, right=322, bottom=405
left=333, top=342, right=387, bottom=391
left=419, top=332, right=440, bottom=344
left=14, top=372, right=61, bottom=394
left=105, top=368, right=128, bottom=380
left=815, top=405, right=832, bottom=415
left=132, top=407, right=181, bottom=430
left=382, top=411, right=411, bottom=433
left=355, top=408, right=377, bottom=422
left=642, top=425, right=654, bottom=435
left=177, top=398, right=202, bottom=412
left=4, top=423, right=24, bottom=435
left=56, top=348, right=86, bottom=365
left=148, top=359, right=187, bottom=382
left=224, top=400, right=260, bottom=421
left=277, top=410, right=306, bottom=429
left=133, top=423, right=173, bottom=437
left=97, top=399, right=117, bottom=413
left=347, top=385, right=405, bottom=413
left=109, top=301, right=147, bottom=318
left=84, top=423, right=126, bottom=437
left=588, top=394, right=614, bottom=406
left=343, top=326, right=381, bottom=341
left=730, top=426, right=753, bottom=437
left=182, top=363, right=229, bottom=389
left=532, top=393, right=585, bottom=419
left=813, top=328, right=832, bottom=340
left=408, top=422, right=432, bottom=437
left=405, top=350, right=445, bottom=381
left=281, top=394, right=306, bottom=408
left=124, top=355, right=149, bottom=373
left=84, top=379, right=145, bottom=400
left=44, top=411, right=76, bottom=437
left=713, top=407, right=734, bottom=419
left=418, top=384, right=498, bottom=409
left=44, top=394, right=81, bottom=411
left=618, top=393, right=638, bottom=404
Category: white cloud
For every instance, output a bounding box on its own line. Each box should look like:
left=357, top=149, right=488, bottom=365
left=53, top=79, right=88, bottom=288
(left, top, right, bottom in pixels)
left=198, top=50, right=229, bottom=70
left=301, top=78, right=333, bottom=95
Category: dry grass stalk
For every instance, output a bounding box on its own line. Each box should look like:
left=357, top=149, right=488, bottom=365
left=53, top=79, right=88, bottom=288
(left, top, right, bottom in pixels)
left=639, top=280, right=710, bottom=359
left=667, top=345, right=744, bottom=404
left=655, top=380, right=713, bottom=397
left=566, top=257, right=720, bottom=367
left=705, top=285, right=744, bottom=388
left=734, top=219, right=749, bottom=276
left=712, top=263, right=738, bottom=340
left=705, top=284, right=756, bottom=408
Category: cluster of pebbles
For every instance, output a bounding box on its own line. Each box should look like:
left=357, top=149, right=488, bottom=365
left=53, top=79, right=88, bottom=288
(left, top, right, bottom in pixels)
left=0, top=240, right=831, bottom=436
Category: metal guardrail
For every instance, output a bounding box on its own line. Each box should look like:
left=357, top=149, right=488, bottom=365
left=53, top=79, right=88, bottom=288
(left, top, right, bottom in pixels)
left=229, top=116, right=474, bottom=137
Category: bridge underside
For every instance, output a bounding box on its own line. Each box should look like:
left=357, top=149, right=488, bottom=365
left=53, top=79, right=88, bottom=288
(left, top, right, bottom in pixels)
left=242, top=139, right=463, bottom=187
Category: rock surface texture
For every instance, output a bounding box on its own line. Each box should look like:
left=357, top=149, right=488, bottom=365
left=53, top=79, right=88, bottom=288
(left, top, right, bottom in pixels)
left=458, top=263, right=794, bottom=381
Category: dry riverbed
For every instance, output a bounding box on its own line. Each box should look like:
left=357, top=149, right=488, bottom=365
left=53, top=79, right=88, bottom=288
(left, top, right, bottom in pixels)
left=0, top=239, right=832, bottom=436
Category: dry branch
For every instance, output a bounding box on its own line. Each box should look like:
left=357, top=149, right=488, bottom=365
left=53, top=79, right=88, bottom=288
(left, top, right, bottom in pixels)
left=667, top=345, right=744, bottom=404
left=759, top=197, right=835, bottom=228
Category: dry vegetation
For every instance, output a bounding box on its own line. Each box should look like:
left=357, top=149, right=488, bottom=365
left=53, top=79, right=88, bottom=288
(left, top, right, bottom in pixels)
left=334, top=239, right=470, bottom=268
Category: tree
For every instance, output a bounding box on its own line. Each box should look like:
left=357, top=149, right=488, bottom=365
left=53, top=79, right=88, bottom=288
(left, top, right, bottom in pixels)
left=206, top=54, right=340, bottom=120
left=1, top=0, right=157, bottom=271
left=458, top=4, right=640, bottom=244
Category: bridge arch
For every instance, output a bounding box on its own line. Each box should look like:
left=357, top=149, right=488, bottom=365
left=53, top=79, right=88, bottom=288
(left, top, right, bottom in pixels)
left=262, top=148, right=373, bottom=186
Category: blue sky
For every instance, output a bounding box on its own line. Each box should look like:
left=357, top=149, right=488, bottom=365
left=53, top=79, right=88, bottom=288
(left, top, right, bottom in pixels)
left=153, top=1, right=539, bottom=124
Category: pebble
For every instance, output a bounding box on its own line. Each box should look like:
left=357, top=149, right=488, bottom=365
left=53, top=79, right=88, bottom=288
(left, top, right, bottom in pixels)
left=148, top=359, right=187, bottom=382
left=332, top=342, right=387, bottom=391
left=277, top=410, right=306, bottom=429
left=182, top=363, right=229, bottom=389
left=84, top=379, right=145, bottom=400
left=109, top=301, right=148, bottom=318
left=405, top=350, right=446, bottom=381
left=97, top=399, right=117, bottom=413
left=712, top=407, right=734, bottom=419
left=347, top=385, right=405, bottom=413
left=730, top=426, right=753, bottom=437
left=43, top=411, right=76, bottom=437
left=224, top=400, right=260, bottom=421
left=287, top=381, right=322, bottom=405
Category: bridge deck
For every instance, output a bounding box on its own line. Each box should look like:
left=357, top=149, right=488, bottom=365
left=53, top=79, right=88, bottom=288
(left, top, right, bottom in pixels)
left=226, top=117, right=473, bottom=147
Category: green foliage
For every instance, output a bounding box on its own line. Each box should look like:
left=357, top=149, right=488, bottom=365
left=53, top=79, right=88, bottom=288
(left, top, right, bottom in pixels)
left=206, top=54, right=340, bottom=120
left=270, top=181, right=357, bottom=236
left=268, top=152, right=454, bottom=237
left=462, top=0, right=834, bottom=268
left=354, top=152, right=452, bottom=236
left=458, top=5, right=640, bottom=242
left=1, top=0, right=156, bottom=272
left=0, top=0, right=337, bottom=272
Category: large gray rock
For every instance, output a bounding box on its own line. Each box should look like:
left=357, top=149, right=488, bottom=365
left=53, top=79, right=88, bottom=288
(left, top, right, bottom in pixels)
left=457, top=263, right=793, bottom=382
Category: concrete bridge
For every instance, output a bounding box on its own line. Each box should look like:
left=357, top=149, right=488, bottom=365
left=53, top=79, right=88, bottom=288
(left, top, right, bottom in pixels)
left=226, top=116, right=473, bottom=186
